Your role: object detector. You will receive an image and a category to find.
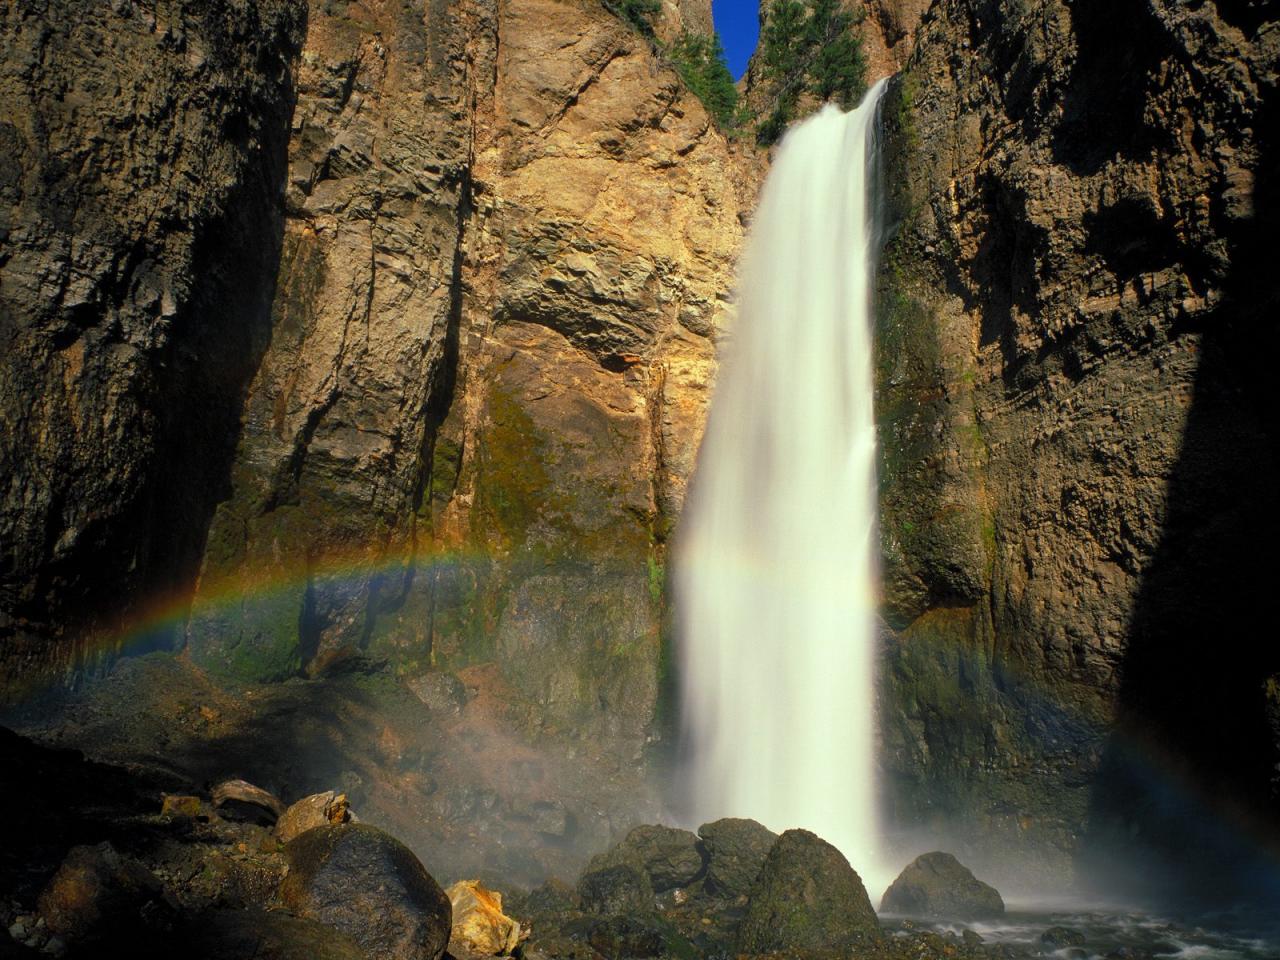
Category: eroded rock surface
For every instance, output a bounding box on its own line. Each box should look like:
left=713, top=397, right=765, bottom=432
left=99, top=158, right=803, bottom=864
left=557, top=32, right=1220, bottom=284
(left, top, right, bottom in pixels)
left=875, top=0, right=1280, bottom=896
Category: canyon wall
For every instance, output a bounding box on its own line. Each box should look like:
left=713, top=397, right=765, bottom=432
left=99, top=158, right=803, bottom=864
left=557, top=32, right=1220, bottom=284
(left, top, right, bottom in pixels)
left=0, top=0, right=306, bottom=701
left=874, top=0, right=1279, bottom=898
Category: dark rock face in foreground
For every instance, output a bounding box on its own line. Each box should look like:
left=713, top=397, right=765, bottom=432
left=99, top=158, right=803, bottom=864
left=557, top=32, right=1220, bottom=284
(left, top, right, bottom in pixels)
left=736, top=829, right=880, bottom=954
left=875, top=0, right=1280, bottom=896
left=0, top=0, right=306, bottom=700
left=880, top=852, right=1004, bottom=920
left=280, top=823, right=452, bottom=960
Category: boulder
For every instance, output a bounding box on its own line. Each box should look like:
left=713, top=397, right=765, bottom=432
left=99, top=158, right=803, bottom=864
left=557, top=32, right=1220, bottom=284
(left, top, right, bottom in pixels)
left=880, top=852, right=1005, bottom=920
left=447, top=881, right=521, bottom=955
left=275, top=790, right=352, bottom=844
left=583, top=824, right=704, bottom=893
left=280, top=823, right=452, bottom=960
left=576, top=863, right=653, bottom=916
left=696, top=818, right=777, bottom=898
left=37, top=842, right=166, bottom=943
left=735, top=829, right=880, bottom=953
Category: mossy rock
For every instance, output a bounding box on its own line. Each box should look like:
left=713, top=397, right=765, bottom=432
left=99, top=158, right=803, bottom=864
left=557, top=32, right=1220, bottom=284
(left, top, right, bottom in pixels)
left=735, top=829, right=880, bottom=953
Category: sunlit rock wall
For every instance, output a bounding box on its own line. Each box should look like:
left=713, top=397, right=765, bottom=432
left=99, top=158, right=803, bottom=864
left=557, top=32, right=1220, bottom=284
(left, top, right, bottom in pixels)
left=185, top=0, right=752, bottom=764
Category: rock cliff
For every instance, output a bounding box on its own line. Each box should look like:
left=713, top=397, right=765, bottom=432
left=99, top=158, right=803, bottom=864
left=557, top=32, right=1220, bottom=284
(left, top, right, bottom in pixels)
left=0, top=0, right=306, bottom=701
left=875, top=0, right=1279, bottom=898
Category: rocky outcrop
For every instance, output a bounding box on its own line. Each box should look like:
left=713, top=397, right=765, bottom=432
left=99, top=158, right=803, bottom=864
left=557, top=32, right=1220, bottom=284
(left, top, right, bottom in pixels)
left=0, top=0, right=306, bottom=702
left=875, top=0, right=1280, bottom=898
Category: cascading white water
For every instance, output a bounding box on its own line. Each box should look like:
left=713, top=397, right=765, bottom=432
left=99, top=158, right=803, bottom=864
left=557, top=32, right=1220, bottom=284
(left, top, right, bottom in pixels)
left=676, top=79, right=890, bottom=894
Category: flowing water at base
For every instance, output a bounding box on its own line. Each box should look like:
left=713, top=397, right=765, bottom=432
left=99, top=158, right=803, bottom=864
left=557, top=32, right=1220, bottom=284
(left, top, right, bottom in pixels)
left=893, top=910, right=1280, bottom=959
left=676, top=79, right=890, bottom=893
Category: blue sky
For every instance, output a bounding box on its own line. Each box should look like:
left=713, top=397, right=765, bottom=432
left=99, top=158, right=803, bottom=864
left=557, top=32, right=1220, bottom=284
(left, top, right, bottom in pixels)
left=712, top=0, right=760, bottom=81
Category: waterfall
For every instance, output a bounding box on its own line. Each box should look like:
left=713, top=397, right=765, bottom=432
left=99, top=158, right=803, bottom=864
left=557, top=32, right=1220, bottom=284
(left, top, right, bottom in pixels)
left=675, top=79, right=890, bottom=893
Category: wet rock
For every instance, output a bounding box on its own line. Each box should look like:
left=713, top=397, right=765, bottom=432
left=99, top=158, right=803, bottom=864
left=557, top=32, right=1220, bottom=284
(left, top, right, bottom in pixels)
left=446, top=881, right=521, bottom=956
left=696, top=818, right=778, bottom=898
left=1041, top=926, right=1086, bottom=948
left=735, top=828, right=880, bottom=953
left=36, top=842, right=166, bottom=943
left=280, top=823, right=452, bottom=960
left=880, top=852, right=1004, bottom=920
left=275, top=791, right=352, bottom=844
left=577, top=863, right=653, bottom=917
left=584, top=825, right=704, bottom=894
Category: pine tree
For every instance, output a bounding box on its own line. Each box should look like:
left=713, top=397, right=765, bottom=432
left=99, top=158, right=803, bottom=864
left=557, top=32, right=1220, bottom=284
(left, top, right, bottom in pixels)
left=667, top=31, right=742, bottom=131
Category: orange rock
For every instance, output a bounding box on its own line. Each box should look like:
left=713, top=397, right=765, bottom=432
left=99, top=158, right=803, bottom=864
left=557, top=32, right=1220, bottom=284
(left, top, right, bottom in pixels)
left=446, top=881, right=522, bottom=956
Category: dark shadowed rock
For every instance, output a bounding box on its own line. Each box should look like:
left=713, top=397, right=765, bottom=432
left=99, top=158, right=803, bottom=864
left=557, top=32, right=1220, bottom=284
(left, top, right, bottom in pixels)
left=880, top=852, right=1004, bottom=920
left=735, top=829, right=880, bottom=953
left=583, top=824, right=704, bottom=893
left=1042, top=926, right=1086, bottom=948
left=577, top=863, right=653, bottom=916
left=185, top=909, right=368, bottom=960
left=697, top=818, right=778, bottom=898
left=37, top=842, right=166, bottom=943
left=280, top=823, right=451, bottom=960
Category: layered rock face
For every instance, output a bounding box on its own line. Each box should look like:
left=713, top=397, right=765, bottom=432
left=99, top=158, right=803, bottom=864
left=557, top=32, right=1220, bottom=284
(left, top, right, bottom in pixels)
left=185, top=0, right=749, bottom=763
left=0, top=1, right=306, bottom=701
left=875, top=0, right=1280, bottom=897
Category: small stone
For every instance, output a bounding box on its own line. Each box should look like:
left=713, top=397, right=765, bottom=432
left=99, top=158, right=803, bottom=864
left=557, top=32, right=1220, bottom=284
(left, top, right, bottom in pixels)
left=9, top=917, right=30, bottom=940
left=446, top=880, right=521, bottom=955
left=276, top=791, right=352, bottom=844
left=160, top=794, right=202, bottom=819
left=42, top=935, right=68, bottom=957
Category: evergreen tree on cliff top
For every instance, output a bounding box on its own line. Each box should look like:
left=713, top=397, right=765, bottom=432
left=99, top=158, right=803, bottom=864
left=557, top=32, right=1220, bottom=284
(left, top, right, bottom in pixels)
left=758, top=0, right=868, bottom=144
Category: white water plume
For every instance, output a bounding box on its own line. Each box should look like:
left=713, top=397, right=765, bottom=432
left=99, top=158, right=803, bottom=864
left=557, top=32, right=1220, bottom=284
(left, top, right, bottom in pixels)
left=675, top=79, right=891, bottom=895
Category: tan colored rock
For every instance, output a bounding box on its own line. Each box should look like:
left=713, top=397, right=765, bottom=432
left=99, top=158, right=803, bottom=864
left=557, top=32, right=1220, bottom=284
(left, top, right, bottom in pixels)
left=276, top=791, right=353, bottom=844
left=160, top=794, right=203, bottom=820
left=446, top=881, right=521, bottom=956
left=212, top=779, right=285, bottom=821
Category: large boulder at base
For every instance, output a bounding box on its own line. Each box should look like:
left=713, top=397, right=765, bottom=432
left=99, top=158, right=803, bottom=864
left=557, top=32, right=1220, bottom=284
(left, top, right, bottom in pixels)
left=696, top=818, right=778, bottom=898
left=280, top=823, right=452, bottom=960
left=735, top=829, right=880, bottom=953
left=880, top=852, right=1005, bottom=920
left=447, top=880, right=522, bottom=955
left=584, top=825, right=705, bottom=893
left=37, top=842, right=166, bottom=943
left=577, top=862, right=653, bottom=916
